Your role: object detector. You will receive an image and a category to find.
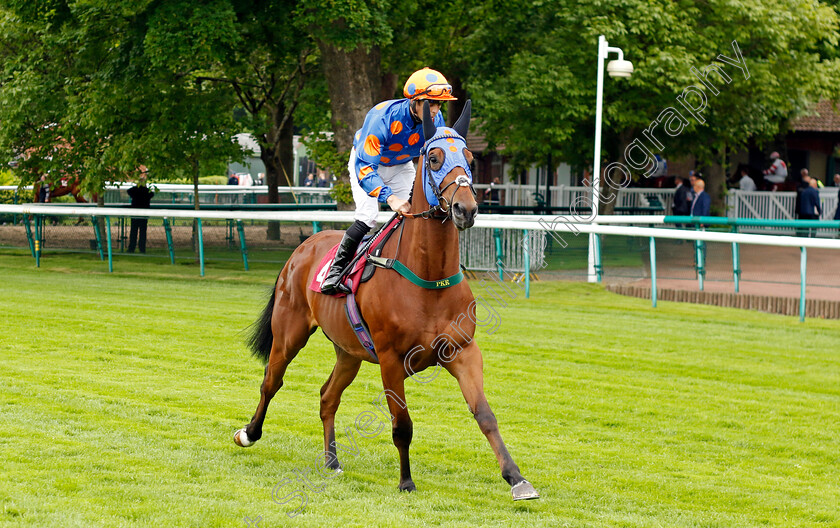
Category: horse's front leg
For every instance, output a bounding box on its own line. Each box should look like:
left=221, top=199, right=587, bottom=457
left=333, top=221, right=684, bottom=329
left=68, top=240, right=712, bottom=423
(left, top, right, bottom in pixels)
left=378, top=352, right=415, bottom=492
left=441, top=342, right=539, bottom=500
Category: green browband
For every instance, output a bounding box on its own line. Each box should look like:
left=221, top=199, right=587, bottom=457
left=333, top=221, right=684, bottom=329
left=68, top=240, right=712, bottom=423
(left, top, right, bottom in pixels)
left=368, top=256, right=463, bottom=289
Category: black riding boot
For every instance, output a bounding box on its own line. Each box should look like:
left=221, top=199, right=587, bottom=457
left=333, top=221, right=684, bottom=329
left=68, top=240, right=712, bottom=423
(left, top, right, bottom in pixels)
left=320, top=233, right=362, bottom=295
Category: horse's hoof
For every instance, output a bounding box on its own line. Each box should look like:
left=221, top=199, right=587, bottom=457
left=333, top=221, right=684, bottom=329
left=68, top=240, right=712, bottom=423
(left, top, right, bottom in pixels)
left=511, top=480, right=539, bottom=501
left=234, top=428, right=253, bottom=447
left=398, top=480, right=416, bottom=492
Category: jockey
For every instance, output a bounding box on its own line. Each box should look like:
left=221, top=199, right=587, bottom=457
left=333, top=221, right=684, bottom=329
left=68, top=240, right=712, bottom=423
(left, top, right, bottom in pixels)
left=320, top=67, right=456, bottom=294
left=763, top=151, right=788, bottom=187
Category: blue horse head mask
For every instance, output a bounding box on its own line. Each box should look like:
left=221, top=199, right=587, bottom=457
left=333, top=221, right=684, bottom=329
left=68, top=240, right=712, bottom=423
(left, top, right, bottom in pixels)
left=421, top=100, right=473, bottom=208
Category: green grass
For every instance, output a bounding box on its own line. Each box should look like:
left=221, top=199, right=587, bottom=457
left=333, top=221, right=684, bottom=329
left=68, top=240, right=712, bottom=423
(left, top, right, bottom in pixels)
left=1, top=251, right=838, bottom=527
left=543, top=234, right=646, bottom=271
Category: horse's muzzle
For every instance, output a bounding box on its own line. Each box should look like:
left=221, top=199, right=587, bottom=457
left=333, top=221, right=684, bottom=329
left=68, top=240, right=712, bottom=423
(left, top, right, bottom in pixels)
left=452, top=202, right=477, bottom=230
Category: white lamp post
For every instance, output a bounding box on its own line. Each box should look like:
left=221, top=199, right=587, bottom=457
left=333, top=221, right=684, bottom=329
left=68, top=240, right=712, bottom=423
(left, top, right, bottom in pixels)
left=588, top=35, right=633, bottom=283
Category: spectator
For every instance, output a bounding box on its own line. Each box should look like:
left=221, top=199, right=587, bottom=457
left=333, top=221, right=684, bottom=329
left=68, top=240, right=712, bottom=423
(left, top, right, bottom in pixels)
left=738, top=169, right=756, bottom=192
left=762, top=151, right=787, bottom=190
left=304, top=173, right=315, bottom=187
left=795, top=169, right=811, bottom=219
left=238, top=172, right=254, bottom=187
left=227, top=173, right=239, bottom=185
left=484, top=177, right=501, bottom=206
left=653, top=154, right=667, bottom=178
left=256, top=173, right=265, bottom=185
left=127, top=176, right=154, bottom=253
left=690, top=178, right=710, bottom=217
left=799, top=167, right=825, bottom=188
left=800, top=168, right=810, bottom=185
left=800, top=178, right=822, bottom=220
left=687, top=170, right=699, bottom=206
left=800, top=178, right=822, bottom=237
left=316, top=172, right=329, bottom=187
left=834, top=174, right=840, bottom=221
left=37, top=175, right=50, bottom=203
left=672, top=176, right=691, bottom=216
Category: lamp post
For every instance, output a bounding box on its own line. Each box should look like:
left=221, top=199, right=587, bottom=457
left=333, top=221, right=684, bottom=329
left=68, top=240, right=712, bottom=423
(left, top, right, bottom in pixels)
left=588, top=35, right=633, bottom=283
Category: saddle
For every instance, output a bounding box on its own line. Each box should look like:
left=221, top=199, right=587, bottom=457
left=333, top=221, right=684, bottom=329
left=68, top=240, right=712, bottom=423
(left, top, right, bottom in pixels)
left=308, top=215, right=402, bottom=298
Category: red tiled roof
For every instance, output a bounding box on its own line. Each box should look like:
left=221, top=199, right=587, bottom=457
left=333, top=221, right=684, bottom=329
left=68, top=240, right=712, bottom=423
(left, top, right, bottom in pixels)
left=466, top=130, right=489, bottom=152
left=465, top=120, right=504, bottom=153
left=791, top=100, right=840, bottom=132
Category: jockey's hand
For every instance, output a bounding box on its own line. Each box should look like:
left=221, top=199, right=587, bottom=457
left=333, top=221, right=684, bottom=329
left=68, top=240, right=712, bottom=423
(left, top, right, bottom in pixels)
left=386, top=195, right=410, bottom=216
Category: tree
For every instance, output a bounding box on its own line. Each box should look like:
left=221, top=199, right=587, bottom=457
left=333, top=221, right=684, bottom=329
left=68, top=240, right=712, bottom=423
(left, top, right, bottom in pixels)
left=464, top=0, right=840, bottom=212
left=296, top=0, right=396, bottom=206
left=0, top=0, right=242, bottom=209
left=144, top=0, right=316, bottom=237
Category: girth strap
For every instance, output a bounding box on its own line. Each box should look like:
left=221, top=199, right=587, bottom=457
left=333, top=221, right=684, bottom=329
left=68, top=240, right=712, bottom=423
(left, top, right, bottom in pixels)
left=368, top=256, right=463, bottom=289
left=343, top=279, right=378, bottom=363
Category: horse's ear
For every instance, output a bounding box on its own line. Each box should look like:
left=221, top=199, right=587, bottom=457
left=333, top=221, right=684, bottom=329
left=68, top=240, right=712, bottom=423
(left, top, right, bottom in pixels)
left=453, top=99, right=471, bottom=138
left=422, top=100, right=436, bottom=142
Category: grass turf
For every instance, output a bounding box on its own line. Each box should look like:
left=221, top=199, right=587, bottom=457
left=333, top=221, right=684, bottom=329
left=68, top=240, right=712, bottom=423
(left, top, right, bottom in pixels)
left=0, top=251, right=838, bottom=527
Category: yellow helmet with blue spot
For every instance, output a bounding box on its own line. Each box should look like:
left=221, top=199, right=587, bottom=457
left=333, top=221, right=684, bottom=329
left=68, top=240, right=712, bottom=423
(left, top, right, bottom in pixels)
left=403, top=68, right=457, bottom=101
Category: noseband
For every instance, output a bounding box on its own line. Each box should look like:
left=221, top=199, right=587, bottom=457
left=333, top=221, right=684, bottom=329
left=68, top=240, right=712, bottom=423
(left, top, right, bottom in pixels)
left=430, top=173, right=475, bottom=221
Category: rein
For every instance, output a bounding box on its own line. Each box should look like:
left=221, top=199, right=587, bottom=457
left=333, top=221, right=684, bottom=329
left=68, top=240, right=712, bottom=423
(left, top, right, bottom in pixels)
left=369, top=215, right=463, bottom=289
left=366, top=126, right=473, bottom=290
left=402, top=141, right=476, bottom=222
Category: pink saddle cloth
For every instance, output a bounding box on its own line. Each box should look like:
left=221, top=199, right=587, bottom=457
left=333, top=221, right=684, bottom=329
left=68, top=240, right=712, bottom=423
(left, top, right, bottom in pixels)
left=308, top=216, right=402, bottom=297
left=309, top=245, right=368, bottom=297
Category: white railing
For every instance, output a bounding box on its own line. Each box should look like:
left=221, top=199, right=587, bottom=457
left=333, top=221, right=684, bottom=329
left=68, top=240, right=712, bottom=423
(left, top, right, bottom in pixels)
left=3, top=205, right=838, bottom=320
left=471, top=184, right=838, bottom=222
left=726, top=189, right=839, bottom=235
left=5, top=183, right=837, bottom=220
left=472, top=184, right=675, bottom=212
left=726, top=191, right=796, bottom=223
left=0, top=184, right=335, bottom=205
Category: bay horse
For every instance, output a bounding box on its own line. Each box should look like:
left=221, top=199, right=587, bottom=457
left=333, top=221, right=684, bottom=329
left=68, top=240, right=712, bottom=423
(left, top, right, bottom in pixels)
left=235, top=101, right=539, bottom=501
left=32, top=177, right=93, bottom=203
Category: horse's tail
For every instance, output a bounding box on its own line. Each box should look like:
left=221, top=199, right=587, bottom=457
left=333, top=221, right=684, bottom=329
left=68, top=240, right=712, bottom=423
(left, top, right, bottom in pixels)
left=247, top=274, right=279, bottom=363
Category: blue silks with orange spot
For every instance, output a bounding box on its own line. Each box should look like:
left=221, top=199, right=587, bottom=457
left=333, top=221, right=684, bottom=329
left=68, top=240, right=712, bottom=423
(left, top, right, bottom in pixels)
left=352, top=98, right=445, bottom=202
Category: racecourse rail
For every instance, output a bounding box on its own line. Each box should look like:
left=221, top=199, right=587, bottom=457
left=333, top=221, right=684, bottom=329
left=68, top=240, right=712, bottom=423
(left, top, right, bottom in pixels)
left=2, top=204, right=839, bottom=322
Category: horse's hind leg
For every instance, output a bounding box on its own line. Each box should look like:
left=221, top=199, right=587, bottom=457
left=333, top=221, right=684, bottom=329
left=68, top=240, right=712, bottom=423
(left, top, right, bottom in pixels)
left=441, top=342, right=539, bottom=501
left=235, top=311, right=314, bottom=448
left=319, top=346, right=362, bottom=472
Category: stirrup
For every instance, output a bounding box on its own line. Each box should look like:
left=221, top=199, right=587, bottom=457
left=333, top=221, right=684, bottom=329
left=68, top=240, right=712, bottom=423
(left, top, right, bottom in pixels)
left=320, top=271, right=345, bottom=294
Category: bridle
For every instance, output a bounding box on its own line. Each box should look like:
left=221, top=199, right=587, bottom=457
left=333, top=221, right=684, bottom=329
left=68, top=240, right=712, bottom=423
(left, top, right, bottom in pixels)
left=404, top=133, right=476, bottom=223
left=429, top=173, right=475, bottom=222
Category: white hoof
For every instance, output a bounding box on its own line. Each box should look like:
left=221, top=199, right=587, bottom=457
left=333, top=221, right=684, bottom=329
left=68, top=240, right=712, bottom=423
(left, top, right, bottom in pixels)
left=511, top=480, right=540, bottom=500
left=234, top=428, right=253, bottom=447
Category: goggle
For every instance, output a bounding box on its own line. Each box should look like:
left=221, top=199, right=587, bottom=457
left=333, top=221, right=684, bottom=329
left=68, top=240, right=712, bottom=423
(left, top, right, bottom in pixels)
left=413, top=83, right=453, bottom=99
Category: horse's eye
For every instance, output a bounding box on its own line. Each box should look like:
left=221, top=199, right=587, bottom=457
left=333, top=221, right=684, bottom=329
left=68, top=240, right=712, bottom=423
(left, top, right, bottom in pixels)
left=429, top=150, right=444, bottom=171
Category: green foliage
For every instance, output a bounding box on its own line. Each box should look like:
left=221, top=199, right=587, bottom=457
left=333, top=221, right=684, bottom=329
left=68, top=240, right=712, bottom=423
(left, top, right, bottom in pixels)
left=198, top=175, right=228, bottom=185
left=463, top=0, right=840, bottom=172
left=143, top=0, right=241, bottom=70
left=0, top=169, right=17, bottom=186
left=2, top=0, right=839, bottom=205
left=329, top=180, right=354, bottom=204
left=295, top=0, right=394, bottom=49
left=0, top=169, right=19, bottom=204
left=0, top=0, right=245, bottom=202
